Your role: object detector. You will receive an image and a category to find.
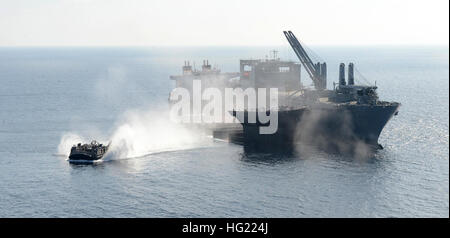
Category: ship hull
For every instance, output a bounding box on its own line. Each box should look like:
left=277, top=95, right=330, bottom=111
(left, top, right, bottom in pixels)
left=233, top=102, right=400, bottom=151
left=68, top=152, right=103, bottom=162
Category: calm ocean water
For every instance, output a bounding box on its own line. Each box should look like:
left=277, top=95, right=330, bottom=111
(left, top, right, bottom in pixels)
left=0, top=46, right=448, bottom=217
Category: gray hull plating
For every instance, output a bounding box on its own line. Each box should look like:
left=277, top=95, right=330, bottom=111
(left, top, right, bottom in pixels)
left=232, top=102, right=400, bottom=150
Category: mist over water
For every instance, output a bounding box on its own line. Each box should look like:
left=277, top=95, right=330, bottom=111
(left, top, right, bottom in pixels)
left=58, top=108, right=210, bottom=159
left=293, top=109, right=375, bottom=159
left=56, top=58, right=211, bottom=159
left=57, top=133, right=86, bottom=156
left=107, top=109, right=209, bottom=159
left=0, top=46, right=448, bottom=217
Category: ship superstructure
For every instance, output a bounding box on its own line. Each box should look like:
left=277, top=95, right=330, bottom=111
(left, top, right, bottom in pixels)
left=232, top=31, right=400, bottom=151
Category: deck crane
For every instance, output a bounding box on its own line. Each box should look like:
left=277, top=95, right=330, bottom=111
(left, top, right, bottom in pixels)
left=283, top=31, right=327, bottom=90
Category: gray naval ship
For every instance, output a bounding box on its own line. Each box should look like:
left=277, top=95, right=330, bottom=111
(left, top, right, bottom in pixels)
left=68, top=140, right=109, bottom=162
left=169, top=31, right=400, bottom=153
left=231, top=31, right=400, bottom=152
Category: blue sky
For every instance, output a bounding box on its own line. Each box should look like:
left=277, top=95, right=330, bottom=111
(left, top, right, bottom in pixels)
left=0, top=0, right=448, bottom=46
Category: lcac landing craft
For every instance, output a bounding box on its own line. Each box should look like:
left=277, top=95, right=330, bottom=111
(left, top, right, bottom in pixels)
left=69, top=140, right=109, bottom=163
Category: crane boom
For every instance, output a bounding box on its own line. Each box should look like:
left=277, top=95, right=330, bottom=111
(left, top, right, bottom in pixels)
left=283, top=31, right=326, bottom=90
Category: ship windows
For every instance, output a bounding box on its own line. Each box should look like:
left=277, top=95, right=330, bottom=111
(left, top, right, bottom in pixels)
left=279, top=66, right=290, bottom=72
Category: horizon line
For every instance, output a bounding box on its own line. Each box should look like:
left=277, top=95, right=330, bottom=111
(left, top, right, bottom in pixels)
left=0, top=44, right=448, bottom=48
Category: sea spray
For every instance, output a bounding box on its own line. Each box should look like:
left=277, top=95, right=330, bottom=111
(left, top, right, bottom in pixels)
left=57, top=109, right=209, bottom=159
left=107, top=109, right=208, bottom=158
left=57, top=133, right=86, bottom=156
